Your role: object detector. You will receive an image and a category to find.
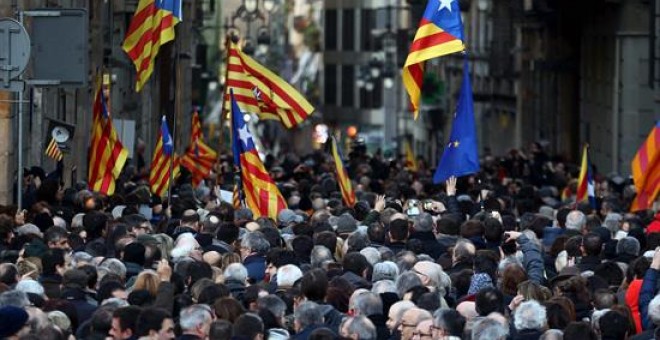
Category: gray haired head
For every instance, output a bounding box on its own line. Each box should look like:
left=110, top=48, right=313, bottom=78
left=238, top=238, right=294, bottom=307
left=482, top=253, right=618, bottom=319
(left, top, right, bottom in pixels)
left=372, top=261, right=399, bottom=282
left=341, top=316, right=377, bottom=340
left=294, top=301, right=323, bottom=329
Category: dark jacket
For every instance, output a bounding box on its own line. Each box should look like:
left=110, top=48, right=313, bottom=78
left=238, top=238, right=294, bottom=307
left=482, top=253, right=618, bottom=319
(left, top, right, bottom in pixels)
left=341, top=271, right=371, bottom=290
left=61, top=287, right=97, bottom=325
left=518, top=234, right=544, bottom=284
left=640, top=268, right=658, bottom=330
left=387, top=241, right=407, bottom=255
left=243, top=254, right=266, bottom=283
left=512, top=328, right=543, bottom=340
left=368, top=314, right=390, bottom=340
left=292, top=324, right=324, bottom=340
left=177, top=334, right=203, bottom=340
left=317, top=303, right=345, bottom=334
left=123, top=262, right=143, bottom=280
left=39, top=273, right=62, bottom=299
left=578, top=255, right=601, bottom=272
left=225, top=279, right=247, bottom=302
left=408, top=231, right=446, bottom=260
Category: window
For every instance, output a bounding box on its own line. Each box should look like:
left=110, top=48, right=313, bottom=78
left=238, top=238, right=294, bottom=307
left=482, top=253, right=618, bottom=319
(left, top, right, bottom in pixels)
left=325, top=10, right=338, bottom=51
left=342, top=9, right=355, bottom=51
left=324, top=64, right=337, bottom=106
left=341, top=65, right=355, bottom=107
left=361, top=9, right=375, bottom=51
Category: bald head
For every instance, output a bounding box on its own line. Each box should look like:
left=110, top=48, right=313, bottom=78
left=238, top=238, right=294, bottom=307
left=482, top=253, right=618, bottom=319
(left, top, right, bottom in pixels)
left=387, top=300, right=416, bottom=331
left=399, top=308, right=432, bottom=340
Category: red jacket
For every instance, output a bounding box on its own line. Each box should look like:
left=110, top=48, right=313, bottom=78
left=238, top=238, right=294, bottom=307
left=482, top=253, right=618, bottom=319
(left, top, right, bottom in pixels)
left=645, top=212, right=660, bottom=234
left=626, top=279, right=644, bottom=334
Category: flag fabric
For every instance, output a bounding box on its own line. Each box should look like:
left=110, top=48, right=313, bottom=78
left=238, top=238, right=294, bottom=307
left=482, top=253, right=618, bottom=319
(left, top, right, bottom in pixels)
left=631, top=121, right=660, bottom=211
left=224, top=41, right=314, bottom=128
left=122, top=0, right=182, bottom=91
left=404, top=139, right=418, bottom=172
left=45, top=137, right=63, bottom=162
left=576, top=145, right=596, bottom=208
left=88, top=81, right=129, bottom=195
left=230, top=90, right=287, bottom=219
left=433, top=57, right=479, bottom=183
left=149, top=116, right=180, bottom=197
left=233, top=184, right=241, bottom=209
left=403, top=0, right=466, bottom=119
left=330, top=137, right=356, bottom=207
left=180, top=111, right=218, bottom=187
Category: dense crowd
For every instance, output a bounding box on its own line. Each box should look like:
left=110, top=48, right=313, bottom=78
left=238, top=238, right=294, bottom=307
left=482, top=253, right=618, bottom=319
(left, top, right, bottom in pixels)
left=0, top=141, right=659, bottom=340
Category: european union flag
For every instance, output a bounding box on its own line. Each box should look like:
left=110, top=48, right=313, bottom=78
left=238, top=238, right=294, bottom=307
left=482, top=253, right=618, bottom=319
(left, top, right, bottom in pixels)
left=433, top=57, right=480, bottom=183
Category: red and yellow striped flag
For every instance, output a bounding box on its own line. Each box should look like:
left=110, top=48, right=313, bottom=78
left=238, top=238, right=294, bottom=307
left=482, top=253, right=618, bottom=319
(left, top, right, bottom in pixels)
left=180, top=111, right=218, bottom=187
left=224, top=41, right=314, bottom=128
left=403, top=0, right=465, bottom=119
left=331, top=137, right=355, bottom=207
left=631, top=121, right=660, bottom=211
left=122, top=0, right=182, bottom=91
left=45, top=137, right=63, bottom=162
left=230, top=91, right=286, bottom=219
left=88, top=79, right=129, bottom=196
left=233, top=184, right=241, bottom=209
left=149, top=116, right=181, bottom=197
left=404, top=139, right=418, bottom=172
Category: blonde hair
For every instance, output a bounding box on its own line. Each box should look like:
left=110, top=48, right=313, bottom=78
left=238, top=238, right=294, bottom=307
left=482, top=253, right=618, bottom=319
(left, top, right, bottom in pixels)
left=133, top=270, right=160, bottom=297
left=221, top=252, right=241, bottom=270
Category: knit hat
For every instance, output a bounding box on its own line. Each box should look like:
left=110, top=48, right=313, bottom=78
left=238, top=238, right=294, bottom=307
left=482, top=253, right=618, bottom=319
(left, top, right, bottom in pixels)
left=467, top=273, right=493, bottom=295
left=0, top=306, right=29, bottom=337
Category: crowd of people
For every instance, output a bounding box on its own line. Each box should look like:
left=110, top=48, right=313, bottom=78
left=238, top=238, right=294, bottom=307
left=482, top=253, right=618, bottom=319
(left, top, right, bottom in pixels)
left=0, top=141, right=659, bottom=340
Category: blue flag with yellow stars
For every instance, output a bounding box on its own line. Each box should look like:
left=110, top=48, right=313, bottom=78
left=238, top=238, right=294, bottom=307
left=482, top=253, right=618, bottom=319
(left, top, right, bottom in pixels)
left=433, top=56, right=480, bottom=183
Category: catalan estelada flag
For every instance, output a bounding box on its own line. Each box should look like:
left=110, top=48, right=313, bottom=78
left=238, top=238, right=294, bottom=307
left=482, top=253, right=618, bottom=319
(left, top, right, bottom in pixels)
left=631, top=121, right=660, bottom=211
left=404, top=139, right=418, bottom=172
left=403, top=0, right=465, bottom=119
left=122, top=0, right=182, bottom=91
left=230, top=90, right=286, bottom=219
left=331, top=137, right=355, bottom=207
left=180, top=111, right=218, bottom=187
left=576, top=144, right=596, bottom=208
left=224, top=41, right=314, bottom=128
left=45, top=137, right=63, bottom=162
left=88, top=79, right=129, bottom=195
left=150, top=116, right=180, bottom=197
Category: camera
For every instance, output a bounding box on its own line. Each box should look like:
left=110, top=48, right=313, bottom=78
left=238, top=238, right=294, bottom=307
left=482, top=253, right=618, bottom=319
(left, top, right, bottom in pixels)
left=406, top=199, right=420, bottom=216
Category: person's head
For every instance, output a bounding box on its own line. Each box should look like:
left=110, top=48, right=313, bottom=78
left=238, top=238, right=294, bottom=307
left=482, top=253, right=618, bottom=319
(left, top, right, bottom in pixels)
left=340, top=315, right=377, bottom=340
left=432, top=308, right=466, bottom=338
left=293, top=301, right=323, bottom=332
left=544, top=297, right=575, bottom=330
left=343, top=252, right=371, bottom=278
left=475, top=287, right=504, bottom=316
left=0, top=305, right=30, bottom=338
left=310, top=245, right=334, bottom=269
left=44, top=226, right=70, bottom=250
left=372, top=261, right=399, bottom=282
left=389, top=219, right=410, bottom=242
left=42, top=249, right=66, bottom=276
left=0, top=263, right=19, bottom=286
left=223, top=263, right=248, bottom=284
left=133, top=271, right=160, bottom=297
left=413, top=213, right=434, bottom=233
left=135, top=308, right=174, bottom=340
left=240, top=232, right=270, bottom=259
left=179, top=304, right=213, bottom=338
left=386, top=300, right=416, bottom=331
left=396, top=271, right=423, bottom=298
left=213, top=297, right=246, bottom=323
left=597, top=310, right=629, bottom=340
left=412, top=261, right=450, bottom=295
left=592, top=289, right=617, bottom=310
left=301, top=268, right=328, bottom=302
left=110, top=306, right=142, bottom=340
left=514, top=300, right=547, bottom=331
left=616, top=237, right=640, bottom=258
left=209, top=320, right=233, bottom=340
left=256, top=295, right=286, bottom=326
left=276, top=264, right=303, bottom=290
left=398, top=307, right=432, bottom=340
left=232, top=313, right=265, bottom=340
left=581, top=232, right=602, bottom=257
left=471, top=317, right=509, bottom=340
left=565, top=211, right=586, bottom=233
left=452, top=239, right=476, bottom=264
left=499, top=264, right=527, bottom=296
left=352, top=292, right=383, bottom=317
left=563, top=321, right=597, bottom=340
left=367, top=223, right=386, bottom=245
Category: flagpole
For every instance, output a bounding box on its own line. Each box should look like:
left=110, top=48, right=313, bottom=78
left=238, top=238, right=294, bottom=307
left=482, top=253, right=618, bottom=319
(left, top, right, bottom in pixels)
left=219, top=35, right=233, bottom=155
left=167, top=34, right=182, bottom=203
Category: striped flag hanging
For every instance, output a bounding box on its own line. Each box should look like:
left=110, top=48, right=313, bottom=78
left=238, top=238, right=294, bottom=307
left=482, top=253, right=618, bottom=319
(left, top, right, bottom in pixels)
left=122, top=0, right=182, bottom=91
left=403, top=0, right=466, bottom=119
left=45, top=137, right=63, bottom=162
left=576, top=144, right=596, bottom=209
left=230, top=90, right=286, bottom=219
left=180, top=111, right=218, bottom=187
left=224, top=41, right=314, bottom=128
left=88, top=79, right=129, bottom=196
left=331, top=137, right=356, bottom=207
left=631, top=121, right=660, bottom=211
left=149, top=116, right=180, bottom=197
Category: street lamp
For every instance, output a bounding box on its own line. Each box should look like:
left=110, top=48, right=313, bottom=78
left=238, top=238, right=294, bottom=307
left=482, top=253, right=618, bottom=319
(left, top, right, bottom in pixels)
left=228, top=0, right=278, bottom=55
left=244, top=0, right=258, bottom=13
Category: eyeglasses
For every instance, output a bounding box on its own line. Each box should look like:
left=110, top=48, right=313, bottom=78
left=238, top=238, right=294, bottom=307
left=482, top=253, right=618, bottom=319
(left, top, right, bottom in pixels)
left=400, top=323, right=417, bottom=329
left=412, top=330, right=433, bottom=337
